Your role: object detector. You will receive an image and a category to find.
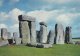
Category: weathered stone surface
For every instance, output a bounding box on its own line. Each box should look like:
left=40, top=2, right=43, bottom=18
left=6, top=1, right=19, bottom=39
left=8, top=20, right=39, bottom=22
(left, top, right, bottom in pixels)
left=40, top=22, right=47, bottom=27
left=18, top=15, right=37, bottom=46
left=18, top=15, right=35, bottom=22
left=39, top=22, right=48, bottom=43
left=30, top=22, right=36, bottom=45
left=15, top=38, right=21, bottom=45
left=13, top=32, right=18, bottom=38
left=75, top=41, right=80, bottom=45
left=0, top=40, right=8, bottom=46
left=13, top=32, right=21, bottom=45
left=36, top=31, right=40, bottom=43
left=55, top=23, right=64, bottom=44
left=19, top=21, right=31, bottom=45
left=47, top=30, right=55, bottom=44
left=65, top=26, right=72, bottom=44
left=36, top=43, right=52, bottom=48
left=7, top=32, right=11, bottom=39
left=7, top=32, right=13, bottom=44
left=1, top=28, right=8, bottom=40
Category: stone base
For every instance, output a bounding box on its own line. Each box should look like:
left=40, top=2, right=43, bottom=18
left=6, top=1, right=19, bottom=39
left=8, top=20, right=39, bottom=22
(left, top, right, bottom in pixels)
left=0, top=40, right=8, bottom=46
left=26, top=43, right=37, bottom=47
left=36, top=43, right=53, bottom=48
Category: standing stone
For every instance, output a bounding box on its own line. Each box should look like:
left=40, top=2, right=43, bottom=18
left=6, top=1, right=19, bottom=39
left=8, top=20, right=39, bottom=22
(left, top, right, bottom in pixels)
left=30, top=22, right=36, bottom=45
left=39, top=22, right=48, bottom=44
left=36, top=31, right=40, bottom=43
left=55, top=23, right=64, bottom=44
left=18, top=15, right=36, bottom=45
left=7, top=32, right=13, bottom=44
left=19, top=21, right=30, bottom=44
left=65, top=26, right=72, bottom=44
left=7, top=32, right=11, bottom=39
left=1, top=28, right=8, bottom=40
left=13, top=32, right=21, bottom=45
left=47, top=30, right=55, bottom=44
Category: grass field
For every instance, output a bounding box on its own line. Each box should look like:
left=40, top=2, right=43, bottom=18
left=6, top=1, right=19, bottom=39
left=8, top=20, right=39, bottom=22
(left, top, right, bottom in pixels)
left=0, top=44, right=80, bottom=56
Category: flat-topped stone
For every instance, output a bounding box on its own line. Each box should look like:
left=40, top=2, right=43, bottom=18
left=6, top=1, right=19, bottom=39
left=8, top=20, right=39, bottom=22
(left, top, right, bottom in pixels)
left=39, top=22, right=47, bottom=27
left=18, top=15, right=36, bottom=22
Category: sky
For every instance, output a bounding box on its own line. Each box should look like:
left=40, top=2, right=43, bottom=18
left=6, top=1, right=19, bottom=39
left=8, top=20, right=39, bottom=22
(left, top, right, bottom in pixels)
left=0, top=0, right=80, bottom=38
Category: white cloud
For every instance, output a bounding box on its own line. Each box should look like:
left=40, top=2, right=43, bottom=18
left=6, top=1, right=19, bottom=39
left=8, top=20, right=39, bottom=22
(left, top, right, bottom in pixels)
left=0, top=8, right=80, bottom=34
left=10, top=24, right=19, bottom=29
left=0, top=8, right=24, bottom=23
left=0, top=12, right=9, bottom=22
left=9, top=8, right=25, bottom=23
left=27, top=9, right=80, bottom=26
left=0, top=24, right=7, bottom=29
left=10, top=24, right=19, bottom=33
left=27, top=10, right=52, bottom=22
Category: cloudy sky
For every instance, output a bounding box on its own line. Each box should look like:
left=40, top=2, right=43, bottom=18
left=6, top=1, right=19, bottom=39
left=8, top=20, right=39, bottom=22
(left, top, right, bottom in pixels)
left=0, top=0, right=80, bottom=38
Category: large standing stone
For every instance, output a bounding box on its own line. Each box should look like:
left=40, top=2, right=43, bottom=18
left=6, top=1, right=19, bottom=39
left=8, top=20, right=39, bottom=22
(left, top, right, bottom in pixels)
left=30, top=22, right=36, bottom=45
left=7, top=32, right=11, bottom=39
left=7, top=32, right=13, bottom=44
left=65, top=26, right=72, bottom=44
left=19, top=21, right=30, bottom=44
left=47, top=30, right=55, bottom=44
left=39, top=22, right=48, bottom=44
left=18, top=15, right=36, bottom=45
left=36, top=31, right=40, bottom=43
left=1, top=28, right=8, bottom=40
left=13, top=32, right=21, bottom=45
left=55, top=23, right=64, bottom=44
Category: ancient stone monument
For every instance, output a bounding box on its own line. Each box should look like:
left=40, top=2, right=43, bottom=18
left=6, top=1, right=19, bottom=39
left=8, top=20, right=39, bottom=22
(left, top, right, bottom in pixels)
left=39, top=22, right=48, bottom=44
left=18, top=15, right=36, bottom=45
left=55, top=23, right=64, bottom=44
left=65, top=26, right=72, bottom=44
left=36, top=31, right=40, bottom=43
left=1, top=28, right=8, bottom=40
left=7, top=32, right=11, bottom=39
left=13, top=32, right=21, bottom=45
left=47, top=30, right=55, bottom=44
left=7, top=32, right=13, bottom=44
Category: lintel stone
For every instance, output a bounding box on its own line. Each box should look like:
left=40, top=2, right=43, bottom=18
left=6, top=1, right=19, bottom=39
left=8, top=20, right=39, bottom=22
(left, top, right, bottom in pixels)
left=18, top=15, right=35, bottom=22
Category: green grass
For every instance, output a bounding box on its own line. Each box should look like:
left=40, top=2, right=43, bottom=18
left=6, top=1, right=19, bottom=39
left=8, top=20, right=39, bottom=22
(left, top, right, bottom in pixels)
left=0, top=44, right=80, bottom=56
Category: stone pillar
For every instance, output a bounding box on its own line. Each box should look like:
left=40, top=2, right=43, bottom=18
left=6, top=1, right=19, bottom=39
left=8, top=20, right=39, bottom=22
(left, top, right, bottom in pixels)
left=36, top=31, right=40, bottom=43
left=19, top=21, right=30, bottom=44
left=55, top=23, right=64, bottom=44
left=65, top=26, right=72, bottom=44
left=13, top=32, right=21, bottom=45
left=1, top=28, right=8, bottom=40
left=7, top=32, right=11, bottom=39
left=13, top=32, right=18, bottom=38
left=47, top=30, right=55, bottom=44
left=39, top=22, right=47, bottom=44
left=7, top=32, right=13, bottom=44
left=30, top=22, right=36, bottom=45
left=18, top=15, right=36, bottom=45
